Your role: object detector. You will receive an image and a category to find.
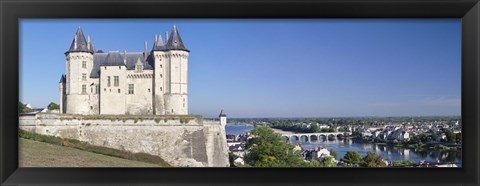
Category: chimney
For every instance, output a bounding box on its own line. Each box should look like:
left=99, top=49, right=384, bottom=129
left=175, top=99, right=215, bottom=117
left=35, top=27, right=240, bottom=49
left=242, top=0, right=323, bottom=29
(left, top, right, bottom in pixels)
left=87, top=35, right=91, bottom=50
left=74, top=35, right=77, bottom=50
left=165, top=32, right=169, bottom=42
left=144, top=41, right=147, bottom=59
left=123, top=50, right=127, bottom=65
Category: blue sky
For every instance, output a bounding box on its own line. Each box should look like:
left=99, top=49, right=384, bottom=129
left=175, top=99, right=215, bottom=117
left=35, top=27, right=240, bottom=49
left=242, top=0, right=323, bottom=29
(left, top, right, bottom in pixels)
left=20, top=19, right=461, bottom=118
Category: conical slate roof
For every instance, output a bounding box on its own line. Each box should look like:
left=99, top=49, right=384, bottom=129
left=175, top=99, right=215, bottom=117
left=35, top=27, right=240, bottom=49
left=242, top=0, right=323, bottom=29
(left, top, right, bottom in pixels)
left=161, top=25, right=189, bottom=52
left=219, top=109, right=227, bottom=117
left=65, top=27, right=94, bottom=54
left=59, top=74, right=66, bottom=83
left=152, top=34, right=165, bottom=51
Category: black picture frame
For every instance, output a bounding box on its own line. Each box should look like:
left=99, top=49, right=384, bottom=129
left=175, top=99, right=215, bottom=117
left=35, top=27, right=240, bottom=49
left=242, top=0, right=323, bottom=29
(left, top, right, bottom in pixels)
left=1, top=0, right=479, bottom=185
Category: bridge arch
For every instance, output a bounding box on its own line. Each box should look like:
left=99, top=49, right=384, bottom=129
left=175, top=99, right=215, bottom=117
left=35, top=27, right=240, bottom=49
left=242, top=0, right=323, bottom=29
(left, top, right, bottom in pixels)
left=327, top=134, right=336, bottom=141
left=300, top=135, right=309, bottom=143
left=290, top=135, right=299, bottom=142
left=319, top=134, right=327, bottom=141
left=337, top=133, right=344, bottom=139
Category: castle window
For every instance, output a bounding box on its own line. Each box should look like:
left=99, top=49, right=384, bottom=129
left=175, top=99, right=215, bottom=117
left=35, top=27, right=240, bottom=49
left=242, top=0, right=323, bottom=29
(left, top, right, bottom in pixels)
left=82, top=84, right=86, bottom=94
left=82, top=61, right=86, bottom=68
left=160, top=74, right=163, bottom=78
left=114, top=76, right=119, bottom=87
left=118, top=89, right=121, bottom=93
left=148, top=88, right=150, bottom=92
left=96, top=85, right=100, bottom=94
left=128, top=84, right=134, bottom=94
left=160, top=87, right=162, bottom=91
left=160, top=64, right=162, bottom=68
left=82, top=73, right=86, bottom=81
left=107, top=76, right=111, bottom=87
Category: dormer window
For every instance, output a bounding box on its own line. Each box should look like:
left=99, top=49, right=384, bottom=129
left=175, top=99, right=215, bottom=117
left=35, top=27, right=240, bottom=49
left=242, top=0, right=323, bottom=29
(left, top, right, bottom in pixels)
left=135, top=58, right=144, bottom=72
left=136, top=64, right=143, bottom=72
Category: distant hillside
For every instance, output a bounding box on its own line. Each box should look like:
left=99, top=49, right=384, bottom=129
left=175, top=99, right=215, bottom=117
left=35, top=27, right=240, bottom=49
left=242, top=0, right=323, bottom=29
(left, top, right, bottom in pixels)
left=19, top=138, right=162, bottom=167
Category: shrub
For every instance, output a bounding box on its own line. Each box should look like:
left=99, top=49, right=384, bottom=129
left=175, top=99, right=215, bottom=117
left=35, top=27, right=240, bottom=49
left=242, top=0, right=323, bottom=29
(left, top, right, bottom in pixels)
left=180, top=117, right=191, bottom=124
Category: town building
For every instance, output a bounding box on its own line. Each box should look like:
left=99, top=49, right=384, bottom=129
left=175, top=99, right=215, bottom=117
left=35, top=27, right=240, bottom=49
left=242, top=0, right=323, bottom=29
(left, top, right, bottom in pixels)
left=60, top=25, right=189, bottom=115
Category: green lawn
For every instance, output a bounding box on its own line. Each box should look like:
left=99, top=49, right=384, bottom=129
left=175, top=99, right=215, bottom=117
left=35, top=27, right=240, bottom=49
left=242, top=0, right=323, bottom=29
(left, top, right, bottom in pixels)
left=19, top=138, right=162, bottom=167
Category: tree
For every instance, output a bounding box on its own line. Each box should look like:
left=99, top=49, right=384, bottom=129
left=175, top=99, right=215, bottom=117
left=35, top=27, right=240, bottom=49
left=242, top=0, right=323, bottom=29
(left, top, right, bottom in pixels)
left=330, top=149, right=338, bottom=159
left=392, top=160, right=413, bottom=167
left=340, top=151, right=363, bottom=167
left=318, top=156, right=337, bottom=167
left=228, top=152, right=236, bottom=167
left=419, top=133, right=428, bottom=143
left=431, top=132, right=438, bottom=141
left=47, top=102, right=60, bottom=110
left=455, top=133, right=462, bottom=143
left=18, top=101, right=32, bottom=113
left=309, top=123, right=319, bottom=133
left=445, top=129, right=456, bottom=143
left=361, top=152, right=387, bottom=167
left=392, top=160, right=407, bottom=167
left=244, top=127, right=306, bottom=167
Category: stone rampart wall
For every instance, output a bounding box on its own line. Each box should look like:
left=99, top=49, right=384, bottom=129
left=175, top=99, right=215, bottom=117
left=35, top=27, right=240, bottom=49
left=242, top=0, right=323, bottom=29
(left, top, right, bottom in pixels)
left=19, top=114, right=229, bottom=167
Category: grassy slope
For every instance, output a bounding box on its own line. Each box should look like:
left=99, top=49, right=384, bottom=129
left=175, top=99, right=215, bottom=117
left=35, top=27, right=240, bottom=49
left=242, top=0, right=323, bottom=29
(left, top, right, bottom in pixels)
left=19, top=138, right=161, bottom=167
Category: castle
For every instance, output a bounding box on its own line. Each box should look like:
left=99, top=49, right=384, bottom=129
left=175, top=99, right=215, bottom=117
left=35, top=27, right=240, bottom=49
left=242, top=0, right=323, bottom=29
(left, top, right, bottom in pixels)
left=60, top=25, right=189, bottom=115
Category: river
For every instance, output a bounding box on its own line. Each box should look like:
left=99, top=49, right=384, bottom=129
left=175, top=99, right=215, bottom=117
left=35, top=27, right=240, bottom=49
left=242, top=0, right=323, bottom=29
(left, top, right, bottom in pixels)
left=225, top=124, right=462, bottom=166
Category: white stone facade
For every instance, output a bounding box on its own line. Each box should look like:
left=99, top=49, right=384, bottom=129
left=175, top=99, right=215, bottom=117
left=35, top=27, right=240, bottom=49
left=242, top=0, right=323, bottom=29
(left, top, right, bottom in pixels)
left=60, top=26, right=189, bottom=115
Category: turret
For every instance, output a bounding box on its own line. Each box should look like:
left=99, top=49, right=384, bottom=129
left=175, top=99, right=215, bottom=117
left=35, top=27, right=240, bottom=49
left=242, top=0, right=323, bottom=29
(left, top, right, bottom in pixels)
left=162, top=25, right=190, bottom=115
left=151, top=25, right=189, bottom=115
left=59, top=74, right=66, bottom=114
left=64, top=27, right=95, bottom=114
left=219, top=109, right=227, bottom=126
left=152, top=34, right=166, bottom=115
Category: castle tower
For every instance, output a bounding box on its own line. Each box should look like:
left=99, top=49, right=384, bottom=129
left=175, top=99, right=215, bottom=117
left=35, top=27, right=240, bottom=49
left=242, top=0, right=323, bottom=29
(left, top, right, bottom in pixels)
left=152, top=33, right=166, bottom=115
left=59, top=74, right=66, bottom=113
left=153, top=25, right=189, bottom=115
left=64, top=27, right=95, bottom=114
left=219, top=109, right=227, bottom=126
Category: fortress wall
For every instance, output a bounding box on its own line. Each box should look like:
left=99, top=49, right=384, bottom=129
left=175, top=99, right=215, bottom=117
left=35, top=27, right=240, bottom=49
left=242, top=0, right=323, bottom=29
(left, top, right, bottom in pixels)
left=126, top=72, right=154, bottom=115
left=164, top=95, right=188, bottom=115
left=19, top=114, right=229, bottom=167
left=66, top=95, right=92, bottom=115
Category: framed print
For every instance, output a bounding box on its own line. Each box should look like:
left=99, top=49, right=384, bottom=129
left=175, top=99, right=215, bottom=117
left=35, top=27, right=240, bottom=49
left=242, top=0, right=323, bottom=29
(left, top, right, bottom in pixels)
left=1, top=0, right=479, bottom=185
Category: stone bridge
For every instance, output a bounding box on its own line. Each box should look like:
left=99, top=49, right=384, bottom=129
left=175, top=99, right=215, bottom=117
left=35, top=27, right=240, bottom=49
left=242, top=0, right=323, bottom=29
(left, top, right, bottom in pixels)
left=281, top=132, right=351, bottom=143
